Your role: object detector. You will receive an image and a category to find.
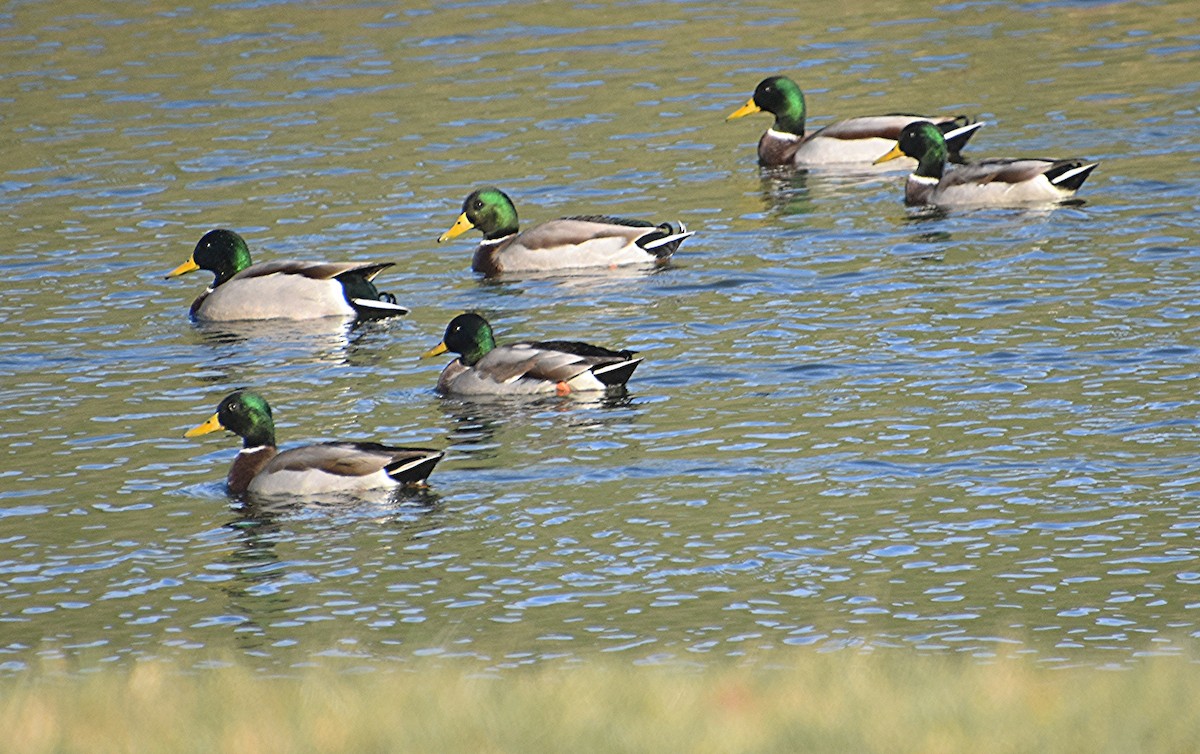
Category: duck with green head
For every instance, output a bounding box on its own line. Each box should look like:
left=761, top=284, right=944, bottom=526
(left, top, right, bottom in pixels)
left=185, top=389, right=442, bottom=496
left=437, top=187, right=694, bottom=276
left=166, top=229, right=409, bottom=321
left=726, top=75, right=982, bottom=167
left=874, top=120, right=1098, bottom=207
left=421, top=312, right=642, bottom=396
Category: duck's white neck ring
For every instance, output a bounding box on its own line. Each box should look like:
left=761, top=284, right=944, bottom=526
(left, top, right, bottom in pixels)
left=766, top=128, right=802, bottom=142
left=480, top=234, right=517, bottom=248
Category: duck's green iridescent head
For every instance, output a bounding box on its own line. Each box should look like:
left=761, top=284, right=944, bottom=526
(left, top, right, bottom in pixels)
left=421, top=312, right=497, bottom=367
left=875, top=121, right=948, bottom=178
left=166, top=229, right=254, bottom=286
left=437, top=187, right=520, bottom=243
left=185, top=389, right=277, bottom=448
left=726, top=75, right=807, bottom=136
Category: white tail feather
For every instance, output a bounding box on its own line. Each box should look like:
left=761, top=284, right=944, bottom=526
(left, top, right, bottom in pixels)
left=352, top=298, right=410, bottom=316
left=643, top=230, right=696, bottom=251
left=943, top=121, right=985, bottom=142
left=387, top=451, right=443, bottom=476
left=1051, top=163, right=1097, bottom=186
left=592, top=358, right=642, bottom=375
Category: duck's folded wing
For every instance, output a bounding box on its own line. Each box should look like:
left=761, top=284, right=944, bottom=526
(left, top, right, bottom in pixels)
left=529, top=340, right=635, bottom=360
left=266, top=442, right=395, bottom=476
left=815, top=114, right=971, bottom=141
left=516, top=218, right=651, bottom=251
left=815, top=116, right=913, bottom=141
left=233, top=260, right=394, bottom=282
left=475, top=343, right=593, bottom=384
left=260, top=443, right=441, bottom=488
left=943, top=158, right=1060, bottom=186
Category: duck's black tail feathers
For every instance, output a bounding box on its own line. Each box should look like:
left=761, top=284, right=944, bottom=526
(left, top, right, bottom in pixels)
left=940, top=117, right=985, bottom=164
left=338, top=265, right=409, bottom=320
left=385, top=449, right=444, bottom=486
left=638, top=222, right=695, bottom=259
left=590, top=357, right=643, bottom=387
left=350, top=292, right=410, bottom=320
left=1047, top=161, right=1098, bottom=192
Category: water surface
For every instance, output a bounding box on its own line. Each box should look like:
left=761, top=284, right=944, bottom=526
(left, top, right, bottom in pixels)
left=2, top=0, right=1199, bottom=672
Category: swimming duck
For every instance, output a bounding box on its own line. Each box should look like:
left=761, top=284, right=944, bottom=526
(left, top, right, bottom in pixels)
left=421, top=312, right=642, bottom=396
left=874, top=120, right=1099, bottom=207
left=437, top=187, right=694, bottom=276
left=726, top=75, right=983, bottom=167
left=185, top=389, right=443, bottom=495
left=166, top=229, right=409, bottom=321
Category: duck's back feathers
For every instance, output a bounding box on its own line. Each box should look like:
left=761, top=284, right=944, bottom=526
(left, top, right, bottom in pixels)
left=527, top=340, right=637, bottom=360
left=187, top=390, right=441, bottom=497
left=190, top=260, right=406, bottom=321
left=563, top=214, right=654, bottom=228
left=728, top=76, right=983, bottom=168
left=426, top=312, right=643, bottom=396
left=234, top=260, right=388, bottom=282
left=522, top=340, right=641, bottom=386
left=437, top=342, right=641, bottom=396
left=444, top=189, right=693, bottom=276
left=247, top=443, right=443, bottom=495
left=912, top=157, right=1099, bottom=206
left=482, top=343, right=602, bottom=385
left=550, top=216, right=694, bottom=257
left=792, top=114, right=980, bottom=166
left=877, top=121, right=1098, bottom=207
left=809, top=114, right=943, bottom=141
left=475, top=218, right=692, bottom=275
left=515, top=217, right=650, bottom=252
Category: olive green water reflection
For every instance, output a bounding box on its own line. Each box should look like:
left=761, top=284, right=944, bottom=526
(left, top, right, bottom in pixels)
left=1, top=0, right=1198, bottom=672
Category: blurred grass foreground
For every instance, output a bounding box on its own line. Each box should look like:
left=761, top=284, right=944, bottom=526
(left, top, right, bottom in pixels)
left=3, top=653, right=1199, bottom=753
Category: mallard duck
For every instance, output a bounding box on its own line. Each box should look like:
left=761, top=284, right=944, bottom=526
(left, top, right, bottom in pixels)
left=166, top=229, right=409, bottom=321
left=437, top=187, right=694, bottom=276
left=185, top=389, right=443, bottom=495
left=874, top=120, right=1099, bottom=206
left=726, top=75, right=983, bottom=167
left=421, top=312, right=642, bottom=396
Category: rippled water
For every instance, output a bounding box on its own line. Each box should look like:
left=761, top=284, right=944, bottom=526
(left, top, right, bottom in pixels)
left=2, top=0, right=1199, bottom=672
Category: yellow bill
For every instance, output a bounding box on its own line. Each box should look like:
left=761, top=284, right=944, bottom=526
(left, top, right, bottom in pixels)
left=166, top=256, right=200, bottom=279
left=725, top=98, right=762, bottom=121
left=874, top=143, right=905, bottom=165
left=437, top=213, right=476, bottom=243
left=185, top=413, right=224, bottom=438
left=420, top=341, right=449, bottom=359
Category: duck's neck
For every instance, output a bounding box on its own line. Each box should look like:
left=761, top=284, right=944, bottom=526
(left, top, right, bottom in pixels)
left=211, top=246, right=253, bottom=286
left=482, top=222, right=518, bottom=242
left=914, top=144, right=947, bottom=180
left=773, top=92, right=806, bottom=137
left=459, top=333, right=496, bottom=367
left=239, top=421, right=275, bottom=449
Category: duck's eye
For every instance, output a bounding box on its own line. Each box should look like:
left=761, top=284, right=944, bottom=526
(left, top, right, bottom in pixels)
left=473, top=199, right=484, bottom=210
